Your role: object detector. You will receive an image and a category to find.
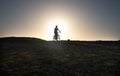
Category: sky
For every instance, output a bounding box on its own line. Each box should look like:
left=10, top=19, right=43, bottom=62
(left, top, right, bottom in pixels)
left=0, top=0, right=120, bottom=40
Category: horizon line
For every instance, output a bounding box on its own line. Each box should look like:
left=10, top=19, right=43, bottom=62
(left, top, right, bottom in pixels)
left=0, top=36, right=119, bottom=41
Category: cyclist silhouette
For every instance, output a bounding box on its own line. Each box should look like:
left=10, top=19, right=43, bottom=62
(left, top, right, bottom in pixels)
left=53, top=25, right=61, bottom=41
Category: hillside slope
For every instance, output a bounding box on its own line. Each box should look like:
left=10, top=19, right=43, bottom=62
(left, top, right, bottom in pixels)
left=0, top=37, right=120, bottom=76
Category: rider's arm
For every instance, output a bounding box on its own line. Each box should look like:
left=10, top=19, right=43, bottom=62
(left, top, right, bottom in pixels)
left=58, top=29, right=61, bottom=33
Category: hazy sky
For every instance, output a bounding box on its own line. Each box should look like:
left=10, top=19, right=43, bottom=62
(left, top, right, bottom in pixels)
left=0, top=0, right=120, bottom=40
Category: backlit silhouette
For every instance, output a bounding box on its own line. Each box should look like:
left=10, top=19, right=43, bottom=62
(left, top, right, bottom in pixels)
left=53, top=25, right=61, bottom=41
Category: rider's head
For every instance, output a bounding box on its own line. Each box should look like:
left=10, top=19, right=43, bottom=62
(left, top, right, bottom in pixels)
left=55, top=25, right=58, bottom=28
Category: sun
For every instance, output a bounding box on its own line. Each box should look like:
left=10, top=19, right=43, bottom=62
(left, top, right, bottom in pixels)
left=46, top=19, right=69, bottom=40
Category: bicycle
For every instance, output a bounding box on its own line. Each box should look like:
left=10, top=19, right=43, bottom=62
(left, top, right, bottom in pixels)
left=53, top=34, right=60, bottom=41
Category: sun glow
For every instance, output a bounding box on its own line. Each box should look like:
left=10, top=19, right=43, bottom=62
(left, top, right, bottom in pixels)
left=46, top=19, right=69, bottom=40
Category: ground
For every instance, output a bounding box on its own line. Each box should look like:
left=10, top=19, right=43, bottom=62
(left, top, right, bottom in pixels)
left=0, top=37, right=120, bottom=76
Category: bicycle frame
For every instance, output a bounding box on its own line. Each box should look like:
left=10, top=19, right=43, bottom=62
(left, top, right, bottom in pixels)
left=53, top=34, right=60, bottom=41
